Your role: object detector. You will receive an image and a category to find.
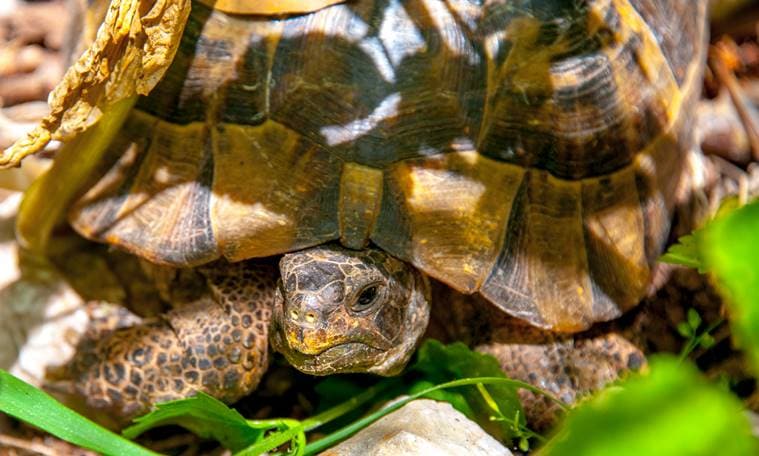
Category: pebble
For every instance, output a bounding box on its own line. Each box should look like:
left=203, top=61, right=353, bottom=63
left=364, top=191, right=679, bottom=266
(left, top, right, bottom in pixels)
left=322, top=399, right=512, bottom=456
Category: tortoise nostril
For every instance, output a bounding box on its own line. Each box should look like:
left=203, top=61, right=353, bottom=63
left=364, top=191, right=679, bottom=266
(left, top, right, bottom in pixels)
left=289, top=309, right=299, bottom=320
left=305, top=311, right=317, bottom=323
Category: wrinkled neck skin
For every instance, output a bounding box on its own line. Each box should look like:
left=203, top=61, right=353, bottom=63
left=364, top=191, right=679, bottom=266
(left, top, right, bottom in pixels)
left=270, top=244, right=431, bottom=376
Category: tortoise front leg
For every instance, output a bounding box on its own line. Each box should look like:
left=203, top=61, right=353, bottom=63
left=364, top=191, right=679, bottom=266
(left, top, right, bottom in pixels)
left=62, top=259, right=276, bottom=422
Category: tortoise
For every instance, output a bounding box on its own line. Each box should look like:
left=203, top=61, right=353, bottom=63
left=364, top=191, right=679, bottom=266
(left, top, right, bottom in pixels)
left=10, top=0, right=709, bottom=421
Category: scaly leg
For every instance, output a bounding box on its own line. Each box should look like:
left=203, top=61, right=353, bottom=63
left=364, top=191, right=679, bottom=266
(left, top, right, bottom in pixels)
left=62, top=259, right=276, bottom=422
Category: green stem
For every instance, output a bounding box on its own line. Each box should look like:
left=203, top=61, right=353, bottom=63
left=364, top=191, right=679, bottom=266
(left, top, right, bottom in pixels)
left=678, top=318, right=724, bottom=361
left=477, top=384, right=544, bottom=443
left=234, top=379, right=398, bottom=456
left=301, top=379, right=401, bottom=432
left=303, top=377, right=567, bottom=455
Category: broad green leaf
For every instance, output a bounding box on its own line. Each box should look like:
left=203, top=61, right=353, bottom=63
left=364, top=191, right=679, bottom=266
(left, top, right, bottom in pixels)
left=123, top=392, right=262, bottom=451
left=0, top=369, right=157, bottom=456
left=411, top=340, right=525, bottom=439
left=539, top=356, right=758, bottom=456
left=699, top=200, right=759, bottom=373
left=313, top=376, right=384, bottom=413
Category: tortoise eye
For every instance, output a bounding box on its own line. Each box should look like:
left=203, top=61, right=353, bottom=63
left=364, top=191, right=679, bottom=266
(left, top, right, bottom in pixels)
left=353, top=285, right=380, bottom=311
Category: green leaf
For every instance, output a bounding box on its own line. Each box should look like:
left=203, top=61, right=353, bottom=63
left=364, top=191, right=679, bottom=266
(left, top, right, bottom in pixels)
left=699, top=334, right=716, bottom=349
left=539, top=356, right=758, bottom=456
left=123, top=392, right=263, bottom=451
left=698, top=200, right=759, bottom=373
left=0, top=369, right=157, bottom=456
left=411, top=340, right=525, bottom=440
left=686, top=308, right=702, bottom=331
left=660, top=234, right=705, bottom=271
left=676, top=322, right=693, bottom=338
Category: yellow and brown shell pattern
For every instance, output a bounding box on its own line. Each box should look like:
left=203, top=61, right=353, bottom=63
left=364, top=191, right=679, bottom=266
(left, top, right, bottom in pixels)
left=70, top=0, right=708, bottom=332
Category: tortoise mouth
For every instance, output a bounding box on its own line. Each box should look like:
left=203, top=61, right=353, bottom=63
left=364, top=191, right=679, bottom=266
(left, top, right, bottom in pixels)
left=271, top=332, right=393, bottom=376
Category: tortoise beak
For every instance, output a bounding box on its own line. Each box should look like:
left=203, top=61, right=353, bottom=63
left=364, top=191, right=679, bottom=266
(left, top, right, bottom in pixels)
left=283, top=324, right=344, bottom=356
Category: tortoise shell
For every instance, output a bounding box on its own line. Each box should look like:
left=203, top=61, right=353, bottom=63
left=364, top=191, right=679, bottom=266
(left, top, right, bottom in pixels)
left=69, top=0, right=708, bottom=332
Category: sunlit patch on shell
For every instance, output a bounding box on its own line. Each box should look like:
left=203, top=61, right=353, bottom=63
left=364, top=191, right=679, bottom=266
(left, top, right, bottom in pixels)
left=483, top=31, right=506, bottom=63
left=379, top=0, right=427, bottom=67
left=215, top=198, right=290, bottom=229
left=210, top=121, right=341, bottom=261
left=282, top=3, right=426, bottom=84
left=358, top=37, right=396, bottom=83
left=420, top=0, right=479, bottom=65
left=408, top=168, right=485, bottom=214
left=153, top=165, right=172, bottom=184
left=282, top=4, right=369, bottom=41
left=445, top=0, right=482, bottom=31
left=320, top=93, right=401, bottom=146
left=375, top=152, right=524, bottom=293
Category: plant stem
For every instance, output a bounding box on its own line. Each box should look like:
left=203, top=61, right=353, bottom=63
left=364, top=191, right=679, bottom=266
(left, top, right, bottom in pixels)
left=234, top=379, right=398, bottom=455
left=678, top=318, right=724, bottom=361
left=301, top=378, right=401, bottom=431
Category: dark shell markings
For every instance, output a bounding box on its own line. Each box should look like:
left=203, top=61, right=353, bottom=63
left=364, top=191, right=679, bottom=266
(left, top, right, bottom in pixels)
left=70, top=0, right=708, bottom=332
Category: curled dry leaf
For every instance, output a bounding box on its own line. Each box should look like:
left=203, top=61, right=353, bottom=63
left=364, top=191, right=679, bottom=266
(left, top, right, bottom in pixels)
left=0, top=0, right=191, bottom=169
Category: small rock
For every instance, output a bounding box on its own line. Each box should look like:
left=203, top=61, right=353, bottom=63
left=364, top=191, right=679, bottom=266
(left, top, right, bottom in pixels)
left=0, top=192, right=88, bottom=385
left=0, top=0, right=17, bottom=19
left=321, top=399, right=512, bottom=456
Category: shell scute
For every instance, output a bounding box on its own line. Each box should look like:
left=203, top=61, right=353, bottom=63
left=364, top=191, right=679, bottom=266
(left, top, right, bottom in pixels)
left=72, top=114, right=219, bottom=266
left=211, top=121, right=341, bottom=261
left=373, top=151, right=524, bottom=294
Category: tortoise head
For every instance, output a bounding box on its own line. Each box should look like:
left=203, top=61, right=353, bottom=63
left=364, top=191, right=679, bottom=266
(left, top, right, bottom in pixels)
left=270, top=244, right=430, bottom=376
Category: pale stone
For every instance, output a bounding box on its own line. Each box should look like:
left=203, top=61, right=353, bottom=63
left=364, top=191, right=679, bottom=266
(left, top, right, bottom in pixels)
left=322, top=399, right=512, bottom=456
left=0, top=192, right=88, bottom=385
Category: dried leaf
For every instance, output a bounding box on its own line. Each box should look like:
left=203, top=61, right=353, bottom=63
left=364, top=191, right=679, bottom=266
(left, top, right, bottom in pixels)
left=1, top=0, right=190, bottom=168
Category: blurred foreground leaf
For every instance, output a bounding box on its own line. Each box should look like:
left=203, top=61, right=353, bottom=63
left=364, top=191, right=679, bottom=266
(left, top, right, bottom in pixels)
left=539, top=356, right=758, bottom=455
left=661, top=234, right=704, bottom=271
left=0, top=369, right=156, bottom=456
left=698, top=201, right=759, bottom=372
